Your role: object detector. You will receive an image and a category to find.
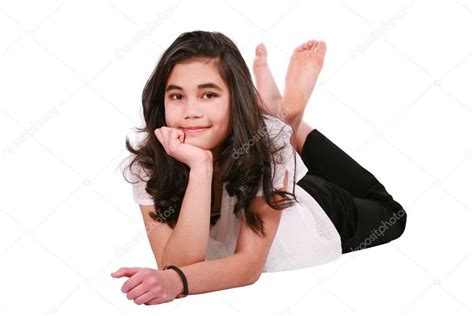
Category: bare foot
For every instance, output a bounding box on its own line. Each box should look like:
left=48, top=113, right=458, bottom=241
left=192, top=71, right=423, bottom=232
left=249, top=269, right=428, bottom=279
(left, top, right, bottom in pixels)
left=281, top=40, right=327, bottom=127
left=252, top=43, right=282, bottom=115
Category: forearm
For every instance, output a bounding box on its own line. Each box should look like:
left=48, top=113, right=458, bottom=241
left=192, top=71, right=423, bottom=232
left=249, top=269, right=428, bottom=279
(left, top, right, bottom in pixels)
left=162, top=165, right=213, bottom=267
left=169, top=253, right=260, bottom=295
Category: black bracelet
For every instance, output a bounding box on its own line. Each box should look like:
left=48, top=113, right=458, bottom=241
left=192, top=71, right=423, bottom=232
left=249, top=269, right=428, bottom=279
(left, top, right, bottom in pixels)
left=163, top=265, right=188, bottom=298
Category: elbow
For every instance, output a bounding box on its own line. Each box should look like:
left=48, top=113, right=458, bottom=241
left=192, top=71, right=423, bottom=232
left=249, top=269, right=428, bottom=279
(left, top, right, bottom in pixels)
left=249, top=271, right=262, bottom=285
left=246, top=265, right=264, bottom=285
left=247, top=260, right=264, bottom=285
left=236, top=252, right=264, bottom=285
left=239, top=270, right=260, bottom=286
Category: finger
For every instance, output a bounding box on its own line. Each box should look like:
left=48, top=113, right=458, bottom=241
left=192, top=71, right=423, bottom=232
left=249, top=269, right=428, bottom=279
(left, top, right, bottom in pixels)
left=177, top=129, right=186, bottom=143
left=154, top=128, right=164, bottom=145
left=175, top=128, right=185, bottom=144
left=111, top=267, right=141, bottom=278
left=161, top=127, right=173, bottom=146
left=166, top=128, right=183, bottom=147
left=121, top=271, right=145, bottom=293
left=167, top=128, right=182, bottom=142
left=125, top=282, right=146, bottom=299
left=144, top=298, right=162, bottom=305
left=134, top=291, right=156, bottom=305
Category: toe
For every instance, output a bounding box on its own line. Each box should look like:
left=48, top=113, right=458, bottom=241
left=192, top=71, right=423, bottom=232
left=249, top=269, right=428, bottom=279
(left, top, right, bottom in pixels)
left=256, top=43, right=267, bottom=57
left=294, top=43, right=306, bottom=52
left=316, top=41, right=327, bottom=55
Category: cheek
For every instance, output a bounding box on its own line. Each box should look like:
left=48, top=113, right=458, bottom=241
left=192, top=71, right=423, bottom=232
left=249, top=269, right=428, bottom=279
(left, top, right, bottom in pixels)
left=215, top=100, right=231, bottom=124
left=213, top=109, right=231, bottom=136
left=164, top=106, right=178, bottom=126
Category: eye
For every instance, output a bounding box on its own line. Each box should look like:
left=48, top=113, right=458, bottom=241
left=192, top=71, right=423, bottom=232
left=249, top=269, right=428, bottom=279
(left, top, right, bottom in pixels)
left=202, top=92, right=218, bottom=99
left=169, top=93, right=183, bottom=100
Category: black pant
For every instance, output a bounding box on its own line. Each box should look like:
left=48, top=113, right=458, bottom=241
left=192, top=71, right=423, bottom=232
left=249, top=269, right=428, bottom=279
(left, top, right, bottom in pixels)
left=296, top=128, right=407, bottom=254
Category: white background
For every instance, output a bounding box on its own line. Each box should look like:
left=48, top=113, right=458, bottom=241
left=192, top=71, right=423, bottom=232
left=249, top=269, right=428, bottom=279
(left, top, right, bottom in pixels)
left=0, top=0, right=473, bottom=315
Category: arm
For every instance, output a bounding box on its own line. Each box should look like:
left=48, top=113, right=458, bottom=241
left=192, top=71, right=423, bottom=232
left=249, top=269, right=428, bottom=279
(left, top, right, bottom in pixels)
left=161, top=163, right=213, bottom=267
left=113, top=252, right=260, bottom=303
left=168, top=172, right=289, bottom=295
left=168, top=251, right=259, bottom=295
left=115, top=171, right=289, bottom=303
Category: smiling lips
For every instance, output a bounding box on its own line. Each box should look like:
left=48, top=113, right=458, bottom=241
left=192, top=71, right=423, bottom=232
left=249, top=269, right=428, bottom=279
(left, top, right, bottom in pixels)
left=182, top=126, right=209, bottom=133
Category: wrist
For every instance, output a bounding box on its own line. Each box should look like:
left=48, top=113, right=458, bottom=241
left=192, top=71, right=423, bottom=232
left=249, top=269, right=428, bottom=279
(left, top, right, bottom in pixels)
left=190, top=162, right=213, bottom=176
left=165, top=268, right=184, bottom=298
left=189, top=152, right=213, bottom=171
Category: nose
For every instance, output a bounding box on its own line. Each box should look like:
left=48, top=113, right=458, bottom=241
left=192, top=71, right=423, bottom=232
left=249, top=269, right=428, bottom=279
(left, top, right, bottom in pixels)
left=183, top=98, right=204, bottom=120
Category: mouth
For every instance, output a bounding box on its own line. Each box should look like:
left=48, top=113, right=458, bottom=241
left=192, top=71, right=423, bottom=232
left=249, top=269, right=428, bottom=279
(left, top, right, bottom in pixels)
left=182, top=126, right=210, bottom=133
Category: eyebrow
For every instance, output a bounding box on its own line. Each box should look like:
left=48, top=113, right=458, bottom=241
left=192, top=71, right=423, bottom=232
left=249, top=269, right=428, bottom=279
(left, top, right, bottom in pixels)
left=165, top=82, right=223, bottom=92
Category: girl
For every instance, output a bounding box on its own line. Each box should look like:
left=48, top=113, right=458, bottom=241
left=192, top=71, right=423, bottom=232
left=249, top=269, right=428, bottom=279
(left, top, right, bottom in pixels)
left=112, top=31, right=407, bottom=305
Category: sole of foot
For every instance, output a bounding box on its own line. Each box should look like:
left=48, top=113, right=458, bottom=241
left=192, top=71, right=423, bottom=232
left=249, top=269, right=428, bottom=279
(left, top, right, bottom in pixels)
left=253, top=43, right=283, bottom=115
left=280, top=39, right=327, bottom=127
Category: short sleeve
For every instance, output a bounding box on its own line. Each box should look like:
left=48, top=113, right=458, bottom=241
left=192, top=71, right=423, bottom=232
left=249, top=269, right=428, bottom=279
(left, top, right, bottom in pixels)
left=127, top=157, right=154, bottom=205
left=256, top=115, right=308, bottom=196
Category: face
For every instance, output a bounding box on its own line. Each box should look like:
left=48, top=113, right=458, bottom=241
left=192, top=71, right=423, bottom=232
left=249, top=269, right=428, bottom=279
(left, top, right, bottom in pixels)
left=164, top=59, right=231, bottom=158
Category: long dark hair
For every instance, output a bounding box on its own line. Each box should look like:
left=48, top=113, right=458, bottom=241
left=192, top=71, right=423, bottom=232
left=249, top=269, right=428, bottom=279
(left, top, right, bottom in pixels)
left=122, top=30, right=297, bottom=238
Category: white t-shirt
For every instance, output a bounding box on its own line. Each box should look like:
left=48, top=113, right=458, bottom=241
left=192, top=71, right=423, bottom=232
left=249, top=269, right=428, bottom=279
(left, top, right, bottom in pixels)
left=129, top=114, right=342, bottom=272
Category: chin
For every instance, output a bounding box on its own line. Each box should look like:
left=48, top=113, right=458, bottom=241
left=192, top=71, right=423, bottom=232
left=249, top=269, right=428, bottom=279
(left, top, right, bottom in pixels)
left=184, top=139, right=211, bottom=149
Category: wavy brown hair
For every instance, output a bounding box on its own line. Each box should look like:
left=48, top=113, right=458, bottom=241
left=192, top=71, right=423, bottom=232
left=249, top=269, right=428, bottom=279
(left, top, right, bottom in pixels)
left=122, top=30, right=298, bottom=238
